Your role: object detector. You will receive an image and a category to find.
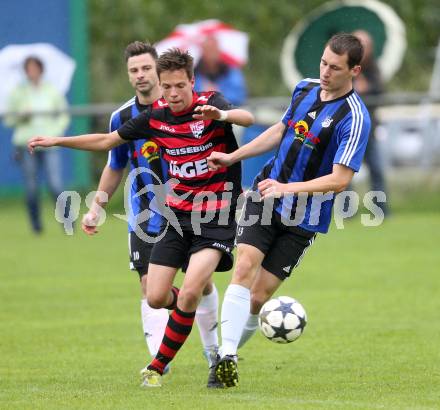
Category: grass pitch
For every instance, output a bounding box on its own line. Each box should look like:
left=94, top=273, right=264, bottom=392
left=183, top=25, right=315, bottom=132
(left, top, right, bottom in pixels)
left=1, top=199, right=439, bottom=409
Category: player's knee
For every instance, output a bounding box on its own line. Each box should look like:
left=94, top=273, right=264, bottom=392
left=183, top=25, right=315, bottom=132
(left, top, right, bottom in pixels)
left=178, top=288, right=200, bottom=309
left=202, top=281, right=213, bottom=295
left=140, top=275, right=148, bottom=299
left=146, top=291, right=168, bottom=309
left=233, top=257, right=257, bottom=285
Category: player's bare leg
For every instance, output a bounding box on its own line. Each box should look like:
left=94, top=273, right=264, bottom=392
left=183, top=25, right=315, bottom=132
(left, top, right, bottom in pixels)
left=140, top=264, right=178, bottom=386
left=142, top=249, right=222, bottom=387
left=146, top=264, right=179, bottom=309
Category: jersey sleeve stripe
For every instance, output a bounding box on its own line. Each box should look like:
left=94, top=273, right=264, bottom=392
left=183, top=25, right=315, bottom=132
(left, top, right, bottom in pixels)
left=340, top=95, right=363, bottom=166
left=106, top=150, right=113, bottom=166
left=107, top=112, right=119, bottom=166
left=343, top=95, right=364, bottom=165
left=341, top=95, right=360, bottom=164
left=108, top=110, right=118, bottom=132
left=118, top=96, right=136, bottom=111
left=303, top=78, right=321, bottom=83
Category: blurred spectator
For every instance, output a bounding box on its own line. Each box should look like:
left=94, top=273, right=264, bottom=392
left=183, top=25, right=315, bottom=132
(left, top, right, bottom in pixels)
left=353, top=30, right=389, bottom=216
left=4, top=56, right=70, bottom=233
left=194, top=35, right=247, bottom=106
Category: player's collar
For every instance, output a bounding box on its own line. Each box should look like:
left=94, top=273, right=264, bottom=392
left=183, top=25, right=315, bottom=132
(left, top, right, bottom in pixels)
left=318, top=87, right=354, bottom=103
left=135, top=95, right=149, bottom=111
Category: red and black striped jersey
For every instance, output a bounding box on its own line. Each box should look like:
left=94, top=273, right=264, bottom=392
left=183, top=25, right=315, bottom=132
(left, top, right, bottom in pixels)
left=117, top=91, right=242, bottom=218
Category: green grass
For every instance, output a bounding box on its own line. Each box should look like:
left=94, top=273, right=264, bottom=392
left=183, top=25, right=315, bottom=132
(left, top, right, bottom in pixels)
left=1, top=200, right=439, bottom=409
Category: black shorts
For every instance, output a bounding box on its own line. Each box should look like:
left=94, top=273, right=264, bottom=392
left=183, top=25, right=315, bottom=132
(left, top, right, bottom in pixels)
left=149, top=213, right=235, bottom=272
left=237, top=198, right=316, bottom=280
left=129, top=231, right=155, bottom=277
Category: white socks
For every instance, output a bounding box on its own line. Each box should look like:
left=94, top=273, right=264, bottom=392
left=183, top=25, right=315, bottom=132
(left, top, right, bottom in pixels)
left=141, top=298, right=169, bottom=357
left=237, top=313, right=259, bottom=349
left=195, top=284, right=219, bottom=352
left=219, top=284, right=250, bottom=357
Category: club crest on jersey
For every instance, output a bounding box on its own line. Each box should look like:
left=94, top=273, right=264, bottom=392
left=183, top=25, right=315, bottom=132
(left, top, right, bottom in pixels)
left=321, top=116, right=333, bottom=128
left=189, top=120, right=205, bottom=139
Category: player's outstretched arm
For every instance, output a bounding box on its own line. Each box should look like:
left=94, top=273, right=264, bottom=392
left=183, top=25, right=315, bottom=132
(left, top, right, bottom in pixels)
left=28, top=131, right=124, bottom=153
left=193, top=105, right=254, bottom=127
left=207, top=121, right=285, bottom=171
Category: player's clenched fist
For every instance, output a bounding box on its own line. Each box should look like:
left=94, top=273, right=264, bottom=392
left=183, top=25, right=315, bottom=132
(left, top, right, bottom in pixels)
left=257, top=178, right=286, bottom=199
left=207, top=151, right=233, bottom=171
left=81, top=211, right=100, bottom=235
left=193, top=105, right=227, bottom=121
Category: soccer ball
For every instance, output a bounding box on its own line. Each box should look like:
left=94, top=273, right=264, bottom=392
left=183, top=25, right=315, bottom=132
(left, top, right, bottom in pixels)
left=258, top=296, right=307, bottom=343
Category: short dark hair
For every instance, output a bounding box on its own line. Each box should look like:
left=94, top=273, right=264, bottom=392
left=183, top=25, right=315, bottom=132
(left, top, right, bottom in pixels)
left=156, top=48, right=194, bottom=80
left=124, top=41, right=158, bottom=62
left=326, top=33, right=364, bottom=68
left=24, top=56, right=44, bottom=73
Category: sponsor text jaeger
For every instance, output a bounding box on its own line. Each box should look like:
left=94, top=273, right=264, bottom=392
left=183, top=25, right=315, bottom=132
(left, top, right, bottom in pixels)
left=169, top=158, right=209, bottom=178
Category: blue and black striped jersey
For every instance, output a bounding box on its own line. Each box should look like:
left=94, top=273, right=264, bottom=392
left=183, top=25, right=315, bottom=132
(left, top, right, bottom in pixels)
left=254, top=79, right=371, bottom=233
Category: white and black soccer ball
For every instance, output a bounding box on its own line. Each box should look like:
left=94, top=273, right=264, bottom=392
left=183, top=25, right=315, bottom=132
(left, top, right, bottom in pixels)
left=258, top=296, right=307, bottom=343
